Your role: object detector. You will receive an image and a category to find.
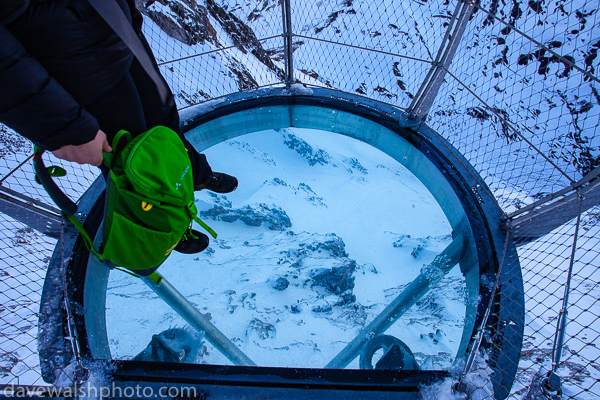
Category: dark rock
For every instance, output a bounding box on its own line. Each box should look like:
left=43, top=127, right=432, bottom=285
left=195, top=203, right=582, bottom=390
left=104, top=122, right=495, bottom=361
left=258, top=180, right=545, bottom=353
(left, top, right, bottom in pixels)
left=374, top=85, right=397, bottom=100
left=311, top=261, right=356, bottom=294
left=272, top=277, right=290, bottom=291
left=247, top=318, right=276, bottom=340
left=136, top=0, right=216, bottom=46
left=517, top=53, right=534, bottom=66
left=312, top=304, right=333, bottom=313
left=277, top=234, right=359, bottom=309
left=528, top=0, right=543, bottom=13
left=304, top=235, right=348, bottom=258
left=313, top=1, right=356, bottom=34
left=136, top=0, right=284, bottom=93
left=411, top=244, right=425, bottom=258
left=284, top=134, right=331, bottom=166
left=200, top=203, right=292, bottom=231
left=336, top=291, right=356, bottom=306
left=466, top=106, right=491, bottom=122
left=347, top=157, right=368, bottom=174
left=356, top=82, right=367, bottom=94
left=205, top=0, right=284, bottom=80
left=393, top=234, right=411, bottom=247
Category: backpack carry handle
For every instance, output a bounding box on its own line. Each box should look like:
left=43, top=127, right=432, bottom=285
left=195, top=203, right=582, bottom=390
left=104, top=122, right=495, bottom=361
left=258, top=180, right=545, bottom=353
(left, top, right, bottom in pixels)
left=33, top=130, right=130, bottom=215
left=33, top=132, right=126, bottom=215
left=33, top=148, right=78, bottom=215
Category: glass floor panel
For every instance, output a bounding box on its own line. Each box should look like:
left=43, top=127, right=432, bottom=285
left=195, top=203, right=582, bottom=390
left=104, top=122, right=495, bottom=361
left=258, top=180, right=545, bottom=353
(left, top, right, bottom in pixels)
left=105, top=127, right=472, bottom=370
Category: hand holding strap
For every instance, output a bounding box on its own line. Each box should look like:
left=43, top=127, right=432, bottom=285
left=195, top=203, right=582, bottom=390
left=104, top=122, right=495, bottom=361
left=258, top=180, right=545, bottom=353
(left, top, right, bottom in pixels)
left=33, top=147, right=78, bottom=215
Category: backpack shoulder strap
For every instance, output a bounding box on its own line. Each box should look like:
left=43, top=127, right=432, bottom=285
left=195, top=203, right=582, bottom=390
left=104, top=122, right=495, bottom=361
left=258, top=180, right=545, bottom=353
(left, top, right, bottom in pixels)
left=64, top=213, right=102, bottom=261
left=87, top=0, right=170, bottom=103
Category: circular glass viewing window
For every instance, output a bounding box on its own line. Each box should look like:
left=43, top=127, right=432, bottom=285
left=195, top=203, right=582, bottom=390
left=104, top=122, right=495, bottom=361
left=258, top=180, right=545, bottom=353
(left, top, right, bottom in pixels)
left=98, top=100, right=486, bottom=371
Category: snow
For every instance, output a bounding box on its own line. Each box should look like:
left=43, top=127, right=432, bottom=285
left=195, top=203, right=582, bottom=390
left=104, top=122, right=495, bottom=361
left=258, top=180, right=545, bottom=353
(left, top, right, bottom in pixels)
left=0, top=216, right=55, bottom=386
left=282, top=83, right=314, bottom=96
left=179, top=98, right=227, bottom=122
left=511, top=214, right=600, bottom=399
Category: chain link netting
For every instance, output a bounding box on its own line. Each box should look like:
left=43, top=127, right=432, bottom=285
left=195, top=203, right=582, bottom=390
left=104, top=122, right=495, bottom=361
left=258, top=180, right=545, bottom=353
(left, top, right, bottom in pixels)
left=424, top=0, right=599, bottom=397
left=427, top=0, right=599, bottom=202
left=140, top=0, right=286, bottom=108
left=0, top=125, right=98, bottom=386
left=0, top=214, right=54, bottom=386
left=1, top=0, right=598, bottom=398
left=290, top=0, right=450, bottom=107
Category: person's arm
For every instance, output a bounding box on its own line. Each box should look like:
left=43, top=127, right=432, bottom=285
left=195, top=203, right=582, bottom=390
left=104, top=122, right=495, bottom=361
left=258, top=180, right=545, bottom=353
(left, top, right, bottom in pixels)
left=0, top=23, right=110, bottom=165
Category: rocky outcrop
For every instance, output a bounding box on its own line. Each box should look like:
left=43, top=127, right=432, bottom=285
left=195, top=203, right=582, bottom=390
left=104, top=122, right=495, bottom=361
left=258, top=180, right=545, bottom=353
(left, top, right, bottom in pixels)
left=137, top=0, right=284, bottom=84
left=200, top=198, right=292, bottom=231
left=136, top=0, right=216, bottom=46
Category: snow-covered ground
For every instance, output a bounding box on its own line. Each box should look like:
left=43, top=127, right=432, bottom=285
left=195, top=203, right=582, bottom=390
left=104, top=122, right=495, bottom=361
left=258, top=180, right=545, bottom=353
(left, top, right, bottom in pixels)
left=510, top=213, right=600, bottom=399
left=106, top=128, right=467, bottom=369
left=0, top=217, right=53, bottom=386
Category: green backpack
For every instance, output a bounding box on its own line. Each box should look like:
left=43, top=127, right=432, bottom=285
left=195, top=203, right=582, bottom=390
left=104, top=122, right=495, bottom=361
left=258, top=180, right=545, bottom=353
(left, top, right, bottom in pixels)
left=34, top=126, right=216, bottom=272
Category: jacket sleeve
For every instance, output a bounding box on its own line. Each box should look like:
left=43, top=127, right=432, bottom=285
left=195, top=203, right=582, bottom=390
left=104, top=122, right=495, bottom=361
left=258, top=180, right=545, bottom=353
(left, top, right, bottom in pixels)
left=0, top=24, right=99, bottom=151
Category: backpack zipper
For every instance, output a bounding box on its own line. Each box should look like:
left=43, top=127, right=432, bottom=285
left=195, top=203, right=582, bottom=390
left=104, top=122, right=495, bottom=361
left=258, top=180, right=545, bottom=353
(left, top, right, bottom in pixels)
left=125, top=129, right=155, bottom=194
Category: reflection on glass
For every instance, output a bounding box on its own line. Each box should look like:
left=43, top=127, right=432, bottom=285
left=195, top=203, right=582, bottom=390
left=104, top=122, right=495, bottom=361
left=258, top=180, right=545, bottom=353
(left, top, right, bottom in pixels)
left=106, top=128, right=474, bottom=370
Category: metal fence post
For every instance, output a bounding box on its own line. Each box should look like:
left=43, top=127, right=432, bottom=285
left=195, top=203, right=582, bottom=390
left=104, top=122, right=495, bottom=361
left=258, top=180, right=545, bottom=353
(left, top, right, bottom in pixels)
left=281, top=0, right=294, bottom=88
left=408, top=0, right=477, bottom=120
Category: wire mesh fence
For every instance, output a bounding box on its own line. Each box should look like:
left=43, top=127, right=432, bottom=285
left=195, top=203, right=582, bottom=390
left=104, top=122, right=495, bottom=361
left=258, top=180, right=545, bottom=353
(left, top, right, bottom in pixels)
left=0, top=126, right=99, bottom=386
left=423, top=0, right=600, bottom=398
left=0, top=215, right=54, bottom=386
left=0, top=0, right=598, bottom=398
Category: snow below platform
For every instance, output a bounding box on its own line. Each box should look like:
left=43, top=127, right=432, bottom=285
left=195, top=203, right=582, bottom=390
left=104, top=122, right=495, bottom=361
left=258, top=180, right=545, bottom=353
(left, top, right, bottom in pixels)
left=106, top=128, right=468, bottom=370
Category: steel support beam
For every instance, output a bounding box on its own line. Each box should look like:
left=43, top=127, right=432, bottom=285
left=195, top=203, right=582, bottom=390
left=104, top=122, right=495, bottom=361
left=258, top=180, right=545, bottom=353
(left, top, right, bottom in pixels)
left=408, top=0, right=477, bottom=120
left=326, top=232, right=467, bottom=369
left=281, top=0, right=294, bottom=88
left=141, top=274, right=256, bottom=367
left=509, top=178, right=600, bottom=243
left=0, top=185, right=62, bottom=238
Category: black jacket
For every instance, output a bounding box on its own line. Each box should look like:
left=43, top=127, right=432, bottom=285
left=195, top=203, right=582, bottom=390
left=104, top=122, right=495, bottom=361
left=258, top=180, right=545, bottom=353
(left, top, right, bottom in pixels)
left=0, top=0, right=30, bottom=24
left=0, top=0, right=142, bottom=150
